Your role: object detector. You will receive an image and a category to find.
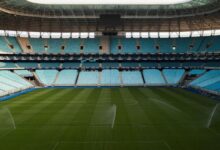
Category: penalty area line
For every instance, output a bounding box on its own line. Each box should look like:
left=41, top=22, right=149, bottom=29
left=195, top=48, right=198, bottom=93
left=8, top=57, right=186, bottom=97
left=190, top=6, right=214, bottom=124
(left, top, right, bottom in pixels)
left=206, top=103, right=219, bottom=128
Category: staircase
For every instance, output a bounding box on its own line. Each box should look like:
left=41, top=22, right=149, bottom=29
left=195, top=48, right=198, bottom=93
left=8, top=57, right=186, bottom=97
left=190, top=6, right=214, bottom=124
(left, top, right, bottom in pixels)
left=98, top=71, right=102, bottom=87
left=100, top=36, right=110, bottom=54
left=17, top=37, right=34, bottom=53
left=32, top=72, right=43, bottom=86
left=53, top=71, right=60, bottom=85
left=180, top=71, right=207, bottom=87
left=161, top=71, right=168, bottom=85
left=140, top=70, right=146, bottom=86
left=75, top=70, right=80, bottom=86
left=119, top=71, right=123, bottom=87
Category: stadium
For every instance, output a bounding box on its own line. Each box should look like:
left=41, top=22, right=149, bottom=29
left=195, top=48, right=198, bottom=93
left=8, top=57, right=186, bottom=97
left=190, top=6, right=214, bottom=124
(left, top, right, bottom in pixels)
left=0, top=0, right=220, bottom=149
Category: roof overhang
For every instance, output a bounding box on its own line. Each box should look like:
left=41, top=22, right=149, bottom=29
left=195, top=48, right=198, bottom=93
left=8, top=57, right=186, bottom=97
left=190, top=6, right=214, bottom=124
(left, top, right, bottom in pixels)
left=27, top=0, right=192, bottom=5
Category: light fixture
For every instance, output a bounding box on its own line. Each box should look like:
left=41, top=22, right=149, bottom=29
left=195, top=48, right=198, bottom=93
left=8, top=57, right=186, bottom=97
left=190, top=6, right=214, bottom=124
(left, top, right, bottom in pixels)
left=172, top=45, right=176, bottom=50
left=27, top=0, right=191, bottom=5
left=29, top=32, right=41, bottom=38
left=72, top=32, right=80, bottom=38
left=125, top=32, right=132, bottom=38
left=132, top=32, right=140, bottom=38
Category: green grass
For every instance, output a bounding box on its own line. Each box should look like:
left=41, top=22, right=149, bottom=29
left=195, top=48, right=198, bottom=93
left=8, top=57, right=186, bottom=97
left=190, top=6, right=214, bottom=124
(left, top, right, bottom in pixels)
left=0, top=87, right=220, bottom=150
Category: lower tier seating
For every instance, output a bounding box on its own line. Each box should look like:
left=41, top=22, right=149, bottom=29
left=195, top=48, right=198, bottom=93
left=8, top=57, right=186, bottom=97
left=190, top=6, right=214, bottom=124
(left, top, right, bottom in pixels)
left=163, top=69, right=185, bottom=85
left=0, top=70, right=33, bottom=97
left=14, top=70, right=33, bottom=77
left=122, top=71, right=143, bottom=85
left=101, top=69, right=121, bottom=85
left=189, top=70, right=220, bottom=93
left=77, top=71, right=99, bottom=85
left=54, top=70, right=77, bottom=85
left=143, top=69, right=166, bottom=85
left=35, top=70, right=58, bottom=86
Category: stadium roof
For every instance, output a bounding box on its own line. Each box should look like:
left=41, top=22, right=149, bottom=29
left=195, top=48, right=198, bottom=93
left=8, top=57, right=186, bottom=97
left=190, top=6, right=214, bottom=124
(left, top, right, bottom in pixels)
left=0, top=0, right=220, bottom=32
left=27, top=0, right=192, bottom=5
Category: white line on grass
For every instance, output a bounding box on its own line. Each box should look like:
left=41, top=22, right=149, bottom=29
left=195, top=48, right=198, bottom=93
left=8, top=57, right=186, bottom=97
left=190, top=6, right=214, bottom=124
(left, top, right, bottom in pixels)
left=52, top=142, right=60, bottom=150
left=150, top=98, right=181, bottom=113
left=6, top=108, right=16, bottom=129
left=207, top=103, right=219, bottom=128
left=111, top=104, right=117, bottom=128
left=163, top=141, right=172, bottom=150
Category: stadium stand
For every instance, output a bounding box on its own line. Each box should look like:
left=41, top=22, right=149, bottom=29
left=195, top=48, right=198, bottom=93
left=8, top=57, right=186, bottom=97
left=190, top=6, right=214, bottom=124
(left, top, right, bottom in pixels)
left=1, top=36, right=220, bottom=54
left=0, top=70, right=33, bottom=96
left=82, top=62, right=100, bottom=68
left=14, top=70, right=33, bottom=77
left=121, top=62, right=140, bottom=68
left=0, top=62, right=17, bottom=68
left=83, top=39, right=101, bottom=53
left=101, top=69, right=121, bottom=85
left=0, top=37, right=21, bottom=53
left=189, top=70, right=220, bottom=92
left=163, top=69, right=185, bottom=85
left=102, top=62, right=119, bottom=69
left=29, top=38, right=46, bottom=53
left=54, top=70, right=78, bottom=85
left=47, top=39, right=63, bottom=53
left=62, top=62, right=80, bottom=69
left=40, top=62, right=61, bottom=68
left=17, top=62, right=38, bottom=68
left=121, top=71, right=144, bottom=85
left=77, top=71, right=99, bottom=85
left=35, top=70, right=58, bottom=86
left=7, top=37, right=22, bottom=53
left=64, top=39, right=81, bottom=53
left=143, top=69, right=166, bottom=85
left=188, top=69, right=206, bottom=75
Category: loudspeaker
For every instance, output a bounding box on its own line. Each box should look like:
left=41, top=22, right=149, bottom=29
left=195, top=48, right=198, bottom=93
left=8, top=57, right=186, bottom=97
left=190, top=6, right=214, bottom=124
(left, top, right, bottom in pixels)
left=99, top=14, right=121, bottom=26
left=102, top=32, right=118, bottom=36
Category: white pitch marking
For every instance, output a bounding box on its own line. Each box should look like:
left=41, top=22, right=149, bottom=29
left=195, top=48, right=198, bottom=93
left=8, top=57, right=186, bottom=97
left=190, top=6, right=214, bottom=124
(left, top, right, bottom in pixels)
left=163, top=141, right=172, bottom=150
left=52, top=142, right=60, bottom=150
left=207, top=103, right=219, bottom=128
left=6, top=108, right=16, bottom=129
left=111, top=104, right=117, bottom=128
left=150, top=98, right=181, bottom=113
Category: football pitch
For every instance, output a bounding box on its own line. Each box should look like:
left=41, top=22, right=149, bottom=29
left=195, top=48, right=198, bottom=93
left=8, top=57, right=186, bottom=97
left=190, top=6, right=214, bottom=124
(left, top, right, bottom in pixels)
left=0, top=87, right=220, bottom=150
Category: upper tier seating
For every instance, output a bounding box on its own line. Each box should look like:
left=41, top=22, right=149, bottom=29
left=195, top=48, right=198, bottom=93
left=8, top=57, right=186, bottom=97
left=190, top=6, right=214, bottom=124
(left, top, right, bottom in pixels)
left=102, top=62, right=119, bottom=69
left=101, top=69, right=121, bottom=85
left=141, top=62, right=158, bottom=68
left=35, top=70, right=58, bottom=85
left=54, top=70, right=77, bottom=85
left=143, top=69, right=166, bottom=85
left=82, top=62, right=99, bottom=68
left=47, top=39, right=63, bottom=53
left=109, top=36, right=220, bottom=54
left=62, top=62, right=80, bottom=68
left=122, top=71, right=144, bottom=85
left=1, top=36, right=220, bottom=54
left=40, top=62, right=61, bottom=68
left=83, top=39, right=100, bottom=53
left=121, top=62, right=140, bottom=68
left=0, top=62, right=17, bottom=68
left=163, top=69, right=185, bottom=85
left=0, top=37, right=21, bottom=53
left=28, top=38, right=101, bottom=54
left=29, top=38, right=46, bottom=53
left=17, top=62, right=38, bottom=68
left=77, top=71, right=99, bottom=85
